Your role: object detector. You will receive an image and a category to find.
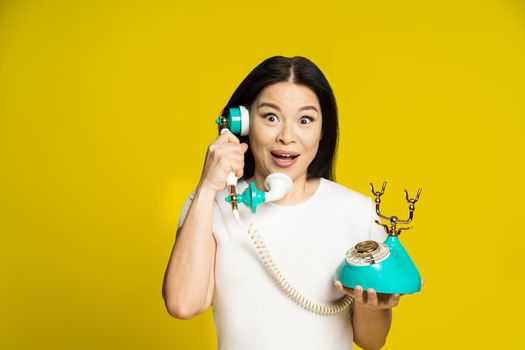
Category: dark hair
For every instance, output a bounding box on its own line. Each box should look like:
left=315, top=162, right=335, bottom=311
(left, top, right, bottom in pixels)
left=221, top=56, right=339, bottom=181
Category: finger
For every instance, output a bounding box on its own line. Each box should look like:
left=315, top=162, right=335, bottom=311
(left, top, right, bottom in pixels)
left=334, top=281, right=355, bottom=298
left=342, top=286, right=356, bottom=297
left=229, top=162, right=244, bottom=179
left=218, top=143, right=247, bottom=158
left=367, top=288, right=379, bottom=308
left=390, top=294, right=401, bottom=307
left=233, top=143, right=248, bottom=156
left=231, top=157, right=246, bottom=173
left=334, top=280, right=344, bottom=292
left=354, top=285, right=364, bottom=304
left=231, top=160, right=244, bottom=178
left=217, top=129, right=240, bottom=144
left=223, top=151, right=245, bottom=167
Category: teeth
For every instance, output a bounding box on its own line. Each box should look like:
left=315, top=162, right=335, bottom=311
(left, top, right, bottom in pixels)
left=272, top=152, right=297, bottom=158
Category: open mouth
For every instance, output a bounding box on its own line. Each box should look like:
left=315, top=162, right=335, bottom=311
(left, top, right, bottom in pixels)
left=270, top=152, right=300, bottom=160
left=270, top=151, right=300, bottom=168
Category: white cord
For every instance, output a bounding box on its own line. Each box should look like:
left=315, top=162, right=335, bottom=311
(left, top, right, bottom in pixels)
left=232, top=210, right=353, bottom=316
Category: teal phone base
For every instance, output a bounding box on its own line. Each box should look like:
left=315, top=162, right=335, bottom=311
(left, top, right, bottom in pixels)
left=335, top=235, right=421, bottom=295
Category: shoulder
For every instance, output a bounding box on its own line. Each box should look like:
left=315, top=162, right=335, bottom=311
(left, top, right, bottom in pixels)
left=316, top=178, right=377, bottom=239
left=320, top=178, right=373, bottom=208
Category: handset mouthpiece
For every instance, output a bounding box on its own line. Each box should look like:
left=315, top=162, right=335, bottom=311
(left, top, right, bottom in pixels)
left=264, top=173, right=293, bottom=202
left=224, top=173, right=293, bottom=214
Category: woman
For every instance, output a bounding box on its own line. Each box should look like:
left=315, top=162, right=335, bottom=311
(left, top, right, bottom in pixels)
left=163, top=56, right=403, bottom=349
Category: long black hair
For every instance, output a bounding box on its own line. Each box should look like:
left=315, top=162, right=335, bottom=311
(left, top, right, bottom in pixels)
left=222, top=56, right=339, bottom=181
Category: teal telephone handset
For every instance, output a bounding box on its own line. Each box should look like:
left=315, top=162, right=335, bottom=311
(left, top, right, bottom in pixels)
left=215, top=107, right=296, bottom=213
left=215, top=106, right=422, bottom=315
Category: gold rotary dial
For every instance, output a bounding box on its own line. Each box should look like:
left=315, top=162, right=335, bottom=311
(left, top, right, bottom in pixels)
left=345, top=240, right=390, bottom=266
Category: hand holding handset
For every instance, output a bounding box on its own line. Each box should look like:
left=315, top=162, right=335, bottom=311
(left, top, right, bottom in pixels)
left=215, top=106, right=251, bottom=210
left=215, top=106, right=353, bottom=315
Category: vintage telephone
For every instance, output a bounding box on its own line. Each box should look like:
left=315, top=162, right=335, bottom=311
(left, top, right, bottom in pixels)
left=215, top=106, right=422, bottom=315
left=335, top=182, right=422, bottom=294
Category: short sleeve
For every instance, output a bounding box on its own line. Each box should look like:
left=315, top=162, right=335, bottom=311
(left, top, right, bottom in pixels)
left=368, top=198, right=388, bottom=242
left=177, top=189, right=196, bottom=230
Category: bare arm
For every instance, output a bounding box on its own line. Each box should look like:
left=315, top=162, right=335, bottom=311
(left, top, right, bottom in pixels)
left=162, top=185, right=218, bottom=319
left=351, top=295, right=393, bottom=350
left=334, top=282, right=400, bottom=350
left=162, top=130, right=248, bottom=319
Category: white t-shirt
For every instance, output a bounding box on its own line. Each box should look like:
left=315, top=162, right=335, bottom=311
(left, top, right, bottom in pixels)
left=177, top=177, right=387, bottom=350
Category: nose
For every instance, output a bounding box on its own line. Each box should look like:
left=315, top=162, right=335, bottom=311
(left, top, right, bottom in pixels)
left=277, top=121, right=296, bottom=145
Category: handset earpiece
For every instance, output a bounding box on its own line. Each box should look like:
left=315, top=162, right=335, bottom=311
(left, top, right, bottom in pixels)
left=216, top=105, right=250, bottom=136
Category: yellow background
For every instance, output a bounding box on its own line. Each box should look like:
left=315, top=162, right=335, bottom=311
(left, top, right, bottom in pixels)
left=1, top=0, right=524, bottom=349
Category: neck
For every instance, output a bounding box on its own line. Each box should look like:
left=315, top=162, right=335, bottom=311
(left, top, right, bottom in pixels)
left=247, top=170, right=318, bottom=205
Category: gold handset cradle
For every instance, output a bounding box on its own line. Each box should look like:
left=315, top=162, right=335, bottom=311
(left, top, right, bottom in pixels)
left=216, top=107, right=352, bottom=315
left=370, top=181, right=422, bottom=236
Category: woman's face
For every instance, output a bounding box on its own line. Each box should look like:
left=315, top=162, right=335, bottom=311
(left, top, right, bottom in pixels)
left=248, top=81, right=323, bottom=182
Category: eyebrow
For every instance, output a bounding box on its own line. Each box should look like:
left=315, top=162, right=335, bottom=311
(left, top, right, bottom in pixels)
left=258, top=102, right=319, bottom=113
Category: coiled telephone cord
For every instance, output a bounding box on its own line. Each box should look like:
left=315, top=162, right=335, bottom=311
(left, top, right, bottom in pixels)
left=232, top=210, right=353, bottom=315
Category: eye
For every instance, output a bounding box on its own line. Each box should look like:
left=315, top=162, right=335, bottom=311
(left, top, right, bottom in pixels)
left=300, top=116, right=314, bottom=125
left=262, top=113, right=279, bottom=123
